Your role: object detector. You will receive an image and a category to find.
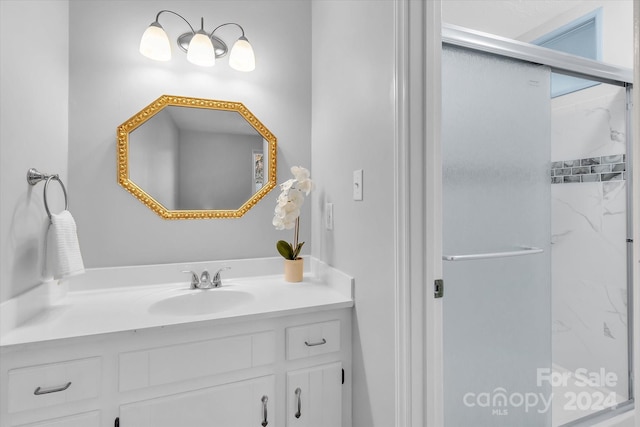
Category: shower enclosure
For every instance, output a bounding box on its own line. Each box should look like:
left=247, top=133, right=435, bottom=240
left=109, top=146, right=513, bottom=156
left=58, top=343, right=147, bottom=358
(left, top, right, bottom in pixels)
left=441, top=24, right=633, bottom=427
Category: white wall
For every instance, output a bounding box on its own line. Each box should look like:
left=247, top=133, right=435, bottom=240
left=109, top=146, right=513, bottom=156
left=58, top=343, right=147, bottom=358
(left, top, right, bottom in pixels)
left=68, top=0, right=311, bottom=268
left=0, top=1, right=69, bottom=303
left=311, top=1, right=396, bottom=426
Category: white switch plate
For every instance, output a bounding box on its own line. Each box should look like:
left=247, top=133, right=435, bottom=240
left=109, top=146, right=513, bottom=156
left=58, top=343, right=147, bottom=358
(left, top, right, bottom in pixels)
left=353, top=169, right=363, bottom=201
left=325, top=202, right=334, bottom=230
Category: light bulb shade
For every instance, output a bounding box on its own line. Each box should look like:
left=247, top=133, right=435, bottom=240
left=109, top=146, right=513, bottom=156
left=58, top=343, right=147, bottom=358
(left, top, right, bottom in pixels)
left=139, top=22, right=171, bottom=61
left=229, top=37, right=255, bottom=72
left=187, top=31, right=215, bottom=67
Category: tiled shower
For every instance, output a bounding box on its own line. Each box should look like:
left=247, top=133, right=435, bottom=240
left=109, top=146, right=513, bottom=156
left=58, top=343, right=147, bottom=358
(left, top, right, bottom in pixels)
left=551, top=154, right=626, bottom=184
left=550, top=83, right=630, bottom=425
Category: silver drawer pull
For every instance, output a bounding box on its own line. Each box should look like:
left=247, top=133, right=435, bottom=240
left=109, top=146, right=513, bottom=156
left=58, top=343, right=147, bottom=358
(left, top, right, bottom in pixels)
left=261, top=395, right=268, bottom=426
left=295, top=387, right=302, bottom=419
left=34, top=381, right=72, bottom=395
left=304, top=338, right=326, bottom=347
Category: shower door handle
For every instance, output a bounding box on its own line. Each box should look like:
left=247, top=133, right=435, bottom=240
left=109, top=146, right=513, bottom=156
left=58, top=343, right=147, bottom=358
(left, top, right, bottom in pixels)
left=442, top=246, right=543, bottom=261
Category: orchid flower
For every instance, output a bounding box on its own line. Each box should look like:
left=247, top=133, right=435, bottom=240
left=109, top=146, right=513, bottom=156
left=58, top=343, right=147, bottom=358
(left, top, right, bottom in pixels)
left=273, top=166, right=313, bottom=259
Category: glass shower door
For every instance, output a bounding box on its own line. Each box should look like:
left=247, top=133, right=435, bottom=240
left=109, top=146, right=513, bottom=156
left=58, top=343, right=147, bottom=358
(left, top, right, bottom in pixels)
left=442, top=45, right=552, bottom=426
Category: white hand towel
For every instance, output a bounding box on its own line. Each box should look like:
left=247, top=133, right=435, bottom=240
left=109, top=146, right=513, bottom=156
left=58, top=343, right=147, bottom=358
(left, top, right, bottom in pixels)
left=49, top=210, right=85, bottom=279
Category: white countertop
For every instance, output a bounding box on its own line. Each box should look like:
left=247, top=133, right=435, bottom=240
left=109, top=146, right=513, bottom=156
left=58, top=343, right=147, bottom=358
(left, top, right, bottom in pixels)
left=0, top=257, right=353, bottom=348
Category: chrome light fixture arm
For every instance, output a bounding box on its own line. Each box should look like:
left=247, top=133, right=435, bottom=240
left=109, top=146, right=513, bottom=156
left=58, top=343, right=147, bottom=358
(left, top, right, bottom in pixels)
left=211, top=22, right=246, bottom=38
left=153, top=10, right=196, bottom=34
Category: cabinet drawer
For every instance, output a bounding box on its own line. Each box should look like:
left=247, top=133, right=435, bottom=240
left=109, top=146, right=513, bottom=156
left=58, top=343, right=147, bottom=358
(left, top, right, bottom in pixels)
left=8, top=357, right=101, bottom=414
left=119, top=330, right=275, bottom=391
left=286, top=320, right=340, bottom=360
left=14, top=410, right=100, bottom=427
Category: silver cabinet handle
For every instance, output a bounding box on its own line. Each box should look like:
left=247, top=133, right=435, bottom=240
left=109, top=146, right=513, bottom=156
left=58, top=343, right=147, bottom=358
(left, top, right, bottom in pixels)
left=34, top=381, right=72, bottom=395
left=304, top=338, right=326, bottom=347
left=295, top=387, right=302, bottom=419
left=442, top=246, right=543, bottom=261
left=261, top=395, right=268, bottom=426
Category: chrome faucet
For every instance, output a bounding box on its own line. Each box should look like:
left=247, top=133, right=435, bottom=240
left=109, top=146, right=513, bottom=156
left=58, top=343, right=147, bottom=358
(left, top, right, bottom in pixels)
left=182, top=267, right=231, bottom=289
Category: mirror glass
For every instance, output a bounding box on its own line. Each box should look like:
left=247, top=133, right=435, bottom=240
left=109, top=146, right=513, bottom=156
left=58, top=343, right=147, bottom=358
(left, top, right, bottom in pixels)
left=117, top=95, right=277, bottom=219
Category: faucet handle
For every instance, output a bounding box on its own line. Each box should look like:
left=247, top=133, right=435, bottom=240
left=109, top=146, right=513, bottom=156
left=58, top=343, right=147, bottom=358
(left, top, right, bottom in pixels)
left=181, top=270, right=200, bottom=288
left=200, top=270, right=211, bottom=284
left=212, top=267, right=231, bottom=286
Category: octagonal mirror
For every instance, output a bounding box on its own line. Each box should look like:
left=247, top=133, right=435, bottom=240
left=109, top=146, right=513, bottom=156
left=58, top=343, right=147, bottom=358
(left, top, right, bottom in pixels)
left=117, top=95, right=277, bottom=219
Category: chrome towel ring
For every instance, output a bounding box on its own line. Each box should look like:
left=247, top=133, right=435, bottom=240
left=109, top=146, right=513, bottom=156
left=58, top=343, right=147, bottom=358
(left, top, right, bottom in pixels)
left=26, top=168, right=68, bottom=221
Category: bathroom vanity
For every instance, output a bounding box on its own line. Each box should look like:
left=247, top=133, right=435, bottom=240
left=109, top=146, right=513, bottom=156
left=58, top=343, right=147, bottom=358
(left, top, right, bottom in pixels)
left=0, top=258, right=353, bottom=427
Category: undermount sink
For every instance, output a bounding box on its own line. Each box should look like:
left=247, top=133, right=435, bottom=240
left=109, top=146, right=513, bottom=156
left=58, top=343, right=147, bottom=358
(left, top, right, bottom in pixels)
left=148, top=289, right=254, bottom=316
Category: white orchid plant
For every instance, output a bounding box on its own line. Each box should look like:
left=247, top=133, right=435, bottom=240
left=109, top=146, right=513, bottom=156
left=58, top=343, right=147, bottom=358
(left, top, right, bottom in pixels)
left=272, top=166, right=313, bottom=260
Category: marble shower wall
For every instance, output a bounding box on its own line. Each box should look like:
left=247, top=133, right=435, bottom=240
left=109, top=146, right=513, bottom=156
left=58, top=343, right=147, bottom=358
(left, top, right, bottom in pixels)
left=551, top=83, right=629, bottom=400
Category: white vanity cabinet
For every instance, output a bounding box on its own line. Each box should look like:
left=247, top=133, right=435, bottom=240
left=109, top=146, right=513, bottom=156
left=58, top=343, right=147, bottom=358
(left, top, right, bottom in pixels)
left=0, top=308, right=352, bottom=427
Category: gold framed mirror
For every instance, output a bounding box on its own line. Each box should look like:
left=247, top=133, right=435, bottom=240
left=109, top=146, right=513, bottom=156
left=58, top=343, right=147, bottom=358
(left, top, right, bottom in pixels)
left=117, top=95, right=277, bottom=219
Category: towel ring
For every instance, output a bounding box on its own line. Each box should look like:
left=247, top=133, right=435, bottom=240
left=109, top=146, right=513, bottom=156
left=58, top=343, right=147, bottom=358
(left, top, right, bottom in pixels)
left=26, top=168, right=68, bottom=221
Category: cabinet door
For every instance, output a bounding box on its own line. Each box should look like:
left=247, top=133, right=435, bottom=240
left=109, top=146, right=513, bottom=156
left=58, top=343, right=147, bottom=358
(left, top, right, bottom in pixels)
left=286, top=363, right=342, bottom=427
left=119, top=375, right=274, bottom=427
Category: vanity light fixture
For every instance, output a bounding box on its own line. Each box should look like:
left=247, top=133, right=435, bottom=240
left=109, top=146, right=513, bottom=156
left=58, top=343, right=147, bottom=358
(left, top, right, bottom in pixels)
left=139, top=10, right=255, bottom=71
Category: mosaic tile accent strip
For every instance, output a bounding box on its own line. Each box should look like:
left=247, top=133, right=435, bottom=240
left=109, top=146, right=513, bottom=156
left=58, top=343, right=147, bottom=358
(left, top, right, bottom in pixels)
left=551, top=154, right=626, bottom=184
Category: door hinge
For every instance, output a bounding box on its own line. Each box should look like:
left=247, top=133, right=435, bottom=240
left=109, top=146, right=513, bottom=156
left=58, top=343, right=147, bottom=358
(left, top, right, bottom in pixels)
left=342, top=368, right=345, bottom=385
left=434, top=279, right=444, bottom=298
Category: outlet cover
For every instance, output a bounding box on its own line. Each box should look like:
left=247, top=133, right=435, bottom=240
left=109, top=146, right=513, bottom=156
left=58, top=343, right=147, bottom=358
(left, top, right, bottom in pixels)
left=353, top=169, right=363, bottom=201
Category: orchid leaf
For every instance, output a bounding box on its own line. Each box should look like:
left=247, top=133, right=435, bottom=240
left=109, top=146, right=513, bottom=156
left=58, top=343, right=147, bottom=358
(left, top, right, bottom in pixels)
left=292, top=241, right=304, bottom=259
left=277, top=240, right=295, bottom=260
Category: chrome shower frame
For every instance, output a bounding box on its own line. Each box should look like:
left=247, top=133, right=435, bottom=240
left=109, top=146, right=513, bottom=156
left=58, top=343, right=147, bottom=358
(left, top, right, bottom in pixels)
left=442, top=23, right=635, bottom=427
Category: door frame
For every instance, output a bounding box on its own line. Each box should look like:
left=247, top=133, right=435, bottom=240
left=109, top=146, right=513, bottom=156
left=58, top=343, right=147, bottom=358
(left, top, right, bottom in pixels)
left=394, top=1, right=443, bottom=426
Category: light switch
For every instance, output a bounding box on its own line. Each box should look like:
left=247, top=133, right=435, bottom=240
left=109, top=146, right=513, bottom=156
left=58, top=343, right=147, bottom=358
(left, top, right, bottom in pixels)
left=353, top=169, right=363, bottom=201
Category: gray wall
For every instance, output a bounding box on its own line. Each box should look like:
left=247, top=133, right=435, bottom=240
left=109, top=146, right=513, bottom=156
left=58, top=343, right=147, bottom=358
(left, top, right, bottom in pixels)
left=177, top=130, right=261, bottom=210
left=0, top=1, right=69, bottom=302
left=311, top=2, right=397, bottom=426
left=68, top=0, right=311, bottom=267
